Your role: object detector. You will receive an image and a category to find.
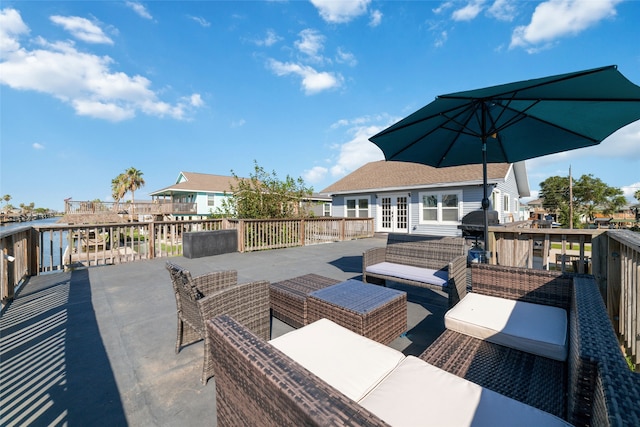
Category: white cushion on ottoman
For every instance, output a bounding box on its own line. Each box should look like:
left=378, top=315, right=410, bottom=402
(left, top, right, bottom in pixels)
left=359, top=356, right=571, bottom=427
left=445, top=293, right=568, bottom=361
left=269, top=318, right=405, bottom=402
left=366, top=262, right=448, bottom=288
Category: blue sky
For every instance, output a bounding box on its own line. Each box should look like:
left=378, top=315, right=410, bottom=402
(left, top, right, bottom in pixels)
left=1, top=0, right=639, bottom=212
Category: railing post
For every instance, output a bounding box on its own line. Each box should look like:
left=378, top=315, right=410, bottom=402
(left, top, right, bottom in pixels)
left=148, top=222, right=156, bottom=259
left=300, top=219, right=305, bottom=246
left=341, top=218, right=346, bottom=241
left=238, top=220, right=245, bottom=253
left=29, top=228, right=39, bottom=276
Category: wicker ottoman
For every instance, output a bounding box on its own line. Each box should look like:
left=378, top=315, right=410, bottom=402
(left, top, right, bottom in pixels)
left=307, top=279, right=407, bottom=345
left=270, top=274, right=341, bottom=328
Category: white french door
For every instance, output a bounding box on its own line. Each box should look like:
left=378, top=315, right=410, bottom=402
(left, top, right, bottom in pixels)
left=379, top=195, right=408, bottom=233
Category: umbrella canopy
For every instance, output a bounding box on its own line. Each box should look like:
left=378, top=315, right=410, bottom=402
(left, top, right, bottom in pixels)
left=369, top=65, right=640, bottom=260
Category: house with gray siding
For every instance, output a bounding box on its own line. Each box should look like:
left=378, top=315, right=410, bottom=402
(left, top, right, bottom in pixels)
left=320, top=161, right=530, bottom=236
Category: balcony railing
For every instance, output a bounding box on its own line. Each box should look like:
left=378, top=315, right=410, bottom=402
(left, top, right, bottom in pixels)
left=64, top=200, right=197, bottom=215
left=1, top=222, right=637, bottom=365
left=0, top=217, right=374, bottom=298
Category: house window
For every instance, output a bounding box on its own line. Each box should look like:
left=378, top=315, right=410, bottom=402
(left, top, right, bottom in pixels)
left=207, top=195, right=215, bottom=207
left=323, top=202, right=331, bottom=217
left=420, top=191, right=462, bottom=223
left=503, top=194, right=509, bottom=212
left=346, top=198, right=369, bottom=218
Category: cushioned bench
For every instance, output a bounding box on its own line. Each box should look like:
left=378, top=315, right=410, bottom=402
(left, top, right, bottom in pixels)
left=445, top=292, right=568, bottom=361
left=362, top=234, right=466, bottom=305
left=214, top=316, right=571, bottom=427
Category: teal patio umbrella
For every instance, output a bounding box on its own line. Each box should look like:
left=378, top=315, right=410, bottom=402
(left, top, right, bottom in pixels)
left=369, top=65, right=640, bottom=261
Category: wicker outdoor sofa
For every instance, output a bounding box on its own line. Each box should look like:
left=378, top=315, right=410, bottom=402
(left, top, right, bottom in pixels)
left=362, top=234, right=467, bottom=304
left=207, top=264, right=640, bottom=426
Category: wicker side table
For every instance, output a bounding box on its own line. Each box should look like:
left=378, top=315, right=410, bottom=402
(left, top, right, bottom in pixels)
left=270, top=274, right=341, bottom=328
left=307, top=279, right=407, bottom=345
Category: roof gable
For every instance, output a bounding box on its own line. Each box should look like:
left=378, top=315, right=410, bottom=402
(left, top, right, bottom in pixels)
left=150, top=171, right=241, bottom=195
left=320, top=161, right=514, bottom=194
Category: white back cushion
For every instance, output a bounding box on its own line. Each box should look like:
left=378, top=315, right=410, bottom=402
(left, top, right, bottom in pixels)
left=445, top=293, right=568, bottom=361
left=269, top=318, right=405, bottom=402
left=359, top=356, right=572, bottom=427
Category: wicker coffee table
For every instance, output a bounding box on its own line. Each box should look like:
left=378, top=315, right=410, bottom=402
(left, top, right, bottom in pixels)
left=270, top=274, right=341, bottom=328
left=307, top=279, right=407, bottom=345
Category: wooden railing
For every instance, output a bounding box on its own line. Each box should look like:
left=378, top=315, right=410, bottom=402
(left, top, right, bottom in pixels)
left=1, top=217, right=374, bottom=307
left=64, top=200, right=197, bottom=215
left=605, top=230, right=639, bottom=365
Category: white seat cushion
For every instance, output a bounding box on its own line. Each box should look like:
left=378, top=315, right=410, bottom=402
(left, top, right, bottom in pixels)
left=359, top=356, right=572, bottom=427
left=445, top=293, right=568, bottom=361
left=269, top=318, right=405, bottom=402
left=366, top=262, right=448, bottom=288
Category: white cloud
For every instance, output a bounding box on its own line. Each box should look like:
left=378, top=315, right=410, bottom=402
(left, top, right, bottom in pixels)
left=330, top=124, right=385, bottom=178
left=622, top=182, right=640, bottom=203
left=434, top=30, right=448, bottom=48
left=0, top=8, right=29, bottom=55
left=369, top=10, right=383, bottom=27
left=310, top=0, right=371, bottom=24
left=188, top=93, right=204, bottom=107
left=452, top=0, right=485, bottom=21
left=254, top=29, right=280, bottom=47
left=33, top=142, right=45, bottom=150
left=0, top=9, right=202, bottom=122
left=125, top=2, right=153, bottom=20
left=188, top=15, right=211, bottom=28
left=50, top=15, right=113, bottom=44
left=303, top=166, right=328, bottom=184
left=487, top=0, right=517, bottom=21
left=231, top=119, right=246, bottom=128
left=335, top=47, right=357, bottom=67
left=510, top=0, right=621, bottom=50
left=267, top=59, right=342, bottom=95
left=295, top=29, right=325, bottom=62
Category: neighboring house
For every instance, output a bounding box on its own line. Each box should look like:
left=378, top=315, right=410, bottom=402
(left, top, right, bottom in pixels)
left=320, top=161, right=530, bottom=236
left=149, top=171, right=333, bottom=218
left=149, top=172, right=237, bottom=217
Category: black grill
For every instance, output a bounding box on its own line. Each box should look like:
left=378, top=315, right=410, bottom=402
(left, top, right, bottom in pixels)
left=458, top=210, right=499, bottom=239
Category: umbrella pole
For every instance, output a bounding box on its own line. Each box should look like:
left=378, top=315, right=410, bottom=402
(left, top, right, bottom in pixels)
left=481, top=102, right=490, bottom=263
left=482, top=138, right=489, bottom=263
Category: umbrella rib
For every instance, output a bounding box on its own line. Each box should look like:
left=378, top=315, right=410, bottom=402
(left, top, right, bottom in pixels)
left=385, top=104, right=476, bottom=160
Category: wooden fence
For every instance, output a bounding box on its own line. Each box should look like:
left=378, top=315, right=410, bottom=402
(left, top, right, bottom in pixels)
left=1, top=217, right=374, bottom=306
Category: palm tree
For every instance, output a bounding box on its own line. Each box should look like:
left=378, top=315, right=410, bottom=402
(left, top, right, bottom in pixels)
left=2, top=194, right=11, bottom=212
left=124, top=167, right=145, bottom=209
left=111, top=174, right=127, bottom=211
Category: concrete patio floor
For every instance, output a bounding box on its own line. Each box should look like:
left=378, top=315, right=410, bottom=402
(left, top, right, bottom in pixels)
left=0, top=236, right=451, bottom=427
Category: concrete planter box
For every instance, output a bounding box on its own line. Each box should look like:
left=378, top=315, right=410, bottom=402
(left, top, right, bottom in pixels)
left=183, top=229, right=237, bottom=259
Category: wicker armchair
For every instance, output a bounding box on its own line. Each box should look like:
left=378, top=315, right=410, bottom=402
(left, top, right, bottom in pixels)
left=165, top=262, right=270, bottom=384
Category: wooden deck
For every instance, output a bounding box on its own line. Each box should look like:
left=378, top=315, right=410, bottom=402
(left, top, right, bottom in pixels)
left=0, top=237, right=451, bottom=426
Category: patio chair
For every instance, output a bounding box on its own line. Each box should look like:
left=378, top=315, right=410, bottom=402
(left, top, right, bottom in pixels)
left=165, top=262, right=270, bottom=384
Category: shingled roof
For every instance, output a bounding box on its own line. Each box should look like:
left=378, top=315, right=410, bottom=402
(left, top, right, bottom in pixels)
left=149, top=172, right=241, bottom=195
left=320, top=161, right=512, bottom=194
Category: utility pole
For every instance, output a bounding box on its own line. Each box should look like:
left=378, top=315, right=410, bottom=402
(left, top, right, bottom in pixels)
left=569, top=165, right=573, bottom=230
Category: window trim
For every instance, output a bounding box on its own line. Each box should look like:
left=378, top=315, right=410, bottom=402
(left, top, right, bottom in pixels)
left=345, top=196, right=370, bottom=218
left=418, top=190, right=463, bottom=224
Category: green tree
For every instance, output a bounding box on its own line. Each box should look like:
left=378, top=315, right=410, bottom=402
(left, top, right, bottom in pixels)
left=539, top=173, right=626, bottom=225
left=124, top=167, right=145, bottom=206
left=539, top=176, right=570, bottom=213
left=573, top=174, right=624, bottom=221
left=111, top=173, right=128, bottom=209
left=219, top=160, right=313, bottom=219
left=2, top=194, right=11, bottom=211
left=635, top=189, right=640, bottom=203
